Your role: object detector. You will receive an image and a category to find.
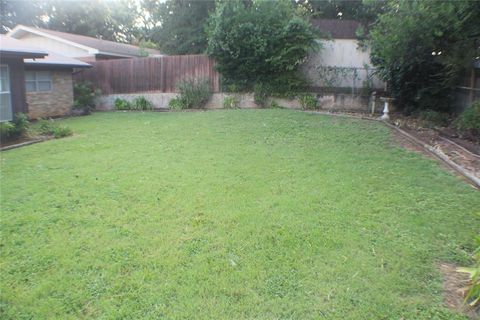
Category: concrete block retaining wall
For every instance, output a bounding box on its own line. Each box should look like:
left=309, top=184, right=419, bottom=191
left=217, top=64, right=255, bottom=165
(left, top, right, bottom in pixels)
left=96, top=92, right=386, bottom=113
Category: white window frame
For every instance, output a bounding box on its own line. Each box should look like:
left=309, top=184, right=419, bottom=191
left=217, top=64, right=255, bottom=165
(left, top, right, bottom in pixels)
left=25, top=70, right=53, bottom=93
left=0, top=64, right=12, bottom=122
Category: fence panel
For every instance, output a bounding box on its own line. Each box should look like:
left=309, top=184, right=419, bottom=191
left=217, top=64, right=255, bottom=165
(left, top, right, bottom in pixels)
left=73, top=55, right=220, bottom=94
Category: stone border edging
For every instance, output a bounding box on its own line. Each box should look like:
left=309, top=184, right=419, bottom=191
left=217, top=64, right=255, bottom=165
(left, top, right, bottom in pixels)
left=0, top=138, right=51, bottom=152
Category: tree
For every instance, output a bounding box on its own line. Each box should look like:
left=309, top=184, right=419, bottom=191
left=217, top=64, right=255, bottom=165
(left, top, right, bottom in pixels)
left=369, top=0, right=480, bottom=112
left=295, top=0, right=387, bottom=26
left=147, top=0, right=215, bottom=55
left=0, top=0, right=45, bottom=33
left=1, top=0, right=143, bottom=44
left=43, top=0, right=141, bottom=43
left=207, top=0, right=317, bottom=92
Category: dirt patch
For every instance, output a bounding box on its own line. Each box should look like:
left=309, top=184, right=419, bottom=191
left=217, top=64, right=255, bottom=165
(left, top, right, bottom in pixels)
left=439, top=263, right=479, bottom=319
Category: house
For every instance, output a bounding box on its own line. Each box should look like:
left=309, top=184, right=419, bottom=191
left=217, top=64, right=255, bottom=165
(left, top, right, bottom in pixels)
left=302, top=19, right=384, bottom=91
left=7, top=25, right=162, bottom=62
left=0, top=35, right=91, bottom=121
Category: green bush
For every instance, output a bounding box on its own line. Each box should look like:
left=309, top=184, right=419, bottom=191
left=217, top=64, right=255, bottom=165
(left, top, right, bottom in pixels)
left=299, top=94, right=318, bottom=110
left=170, top=78, right=212, bottom=110
left=0, top=121, right=16, bottom=141
left=0, top=113, right=30, bottom=142
left=269, top=101, right=283, bottom=109
left=457, top=235, right=480, bottom=308
left=52, top=126, right=73, bottom=138
left=38, top=119, right=73, bottom=139
left=223, top=95, right=240, bottom=109
left=207, top=0, right=317, bottom=95
left=168, top=98, right=183, bottom=110
left=114, top=98, right=132, bottom=110
left=416, top=109, right=449, bottom=128
left=253, top=83, right=270, bottom=108
left=453, top=102, right=480, bottom=138
left=73, top=81, right=100, bottom=111
left=133, top=96, right=154, bottom=110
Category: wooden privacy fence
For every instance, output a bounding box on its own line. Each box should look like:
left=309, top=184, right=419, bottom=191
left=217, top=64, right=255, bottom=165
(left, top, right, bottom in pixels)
left=73, top=55, right=220, bottom=94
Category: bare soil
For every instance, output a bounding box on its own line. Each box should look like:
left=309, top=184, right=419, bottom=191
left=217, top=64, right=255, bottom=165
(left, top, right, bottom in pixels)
left=439, top=263, right=479, bottom=319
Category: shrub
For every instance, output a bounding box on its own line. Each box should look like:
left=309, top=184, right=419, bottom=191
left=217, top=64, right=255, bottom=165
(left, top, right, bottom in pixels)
left=299, top=94, right=318, bottom=110
left=52, top=126, right=73, bottom=138
left=0, top=113, right=30, bottom=141
left=269, top=101, right=283, bottom=109
left=0, top=121, right=16, bottom=141
left=253, top=83, right=270, bottom=108
left=415, top=109, right=449, bottom=128
left=457, top=236, right=480, bottom=308
left=133, top=96, right=154, bottom=110
left=369, top=1, right=479, bottom=112
left=170, top=78, right=212, bottom=109
left=38, top=119, right=73, bottom=139
left=207, top=0, right=317, bottom=95
left=114, top=98, right=132, bottom=110
left=223, top=95, right=240, bottom=109
left=453, top=102, right=480, bottom=138
left=168, top=98, right=183, bottom=110
left=73, top=81, right=100, bottom=111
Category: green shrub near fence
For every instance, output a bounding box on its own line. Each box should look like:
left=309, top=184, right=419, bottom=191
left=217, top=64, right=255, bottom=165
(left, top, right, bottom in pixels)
left=169, top=78, right=212, bottom=110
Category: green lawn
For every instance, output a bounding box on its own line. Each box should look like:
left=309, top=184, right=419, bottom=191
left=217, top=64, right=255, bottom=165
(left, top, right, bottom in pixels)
left=1, top=110, right=479, bottom=319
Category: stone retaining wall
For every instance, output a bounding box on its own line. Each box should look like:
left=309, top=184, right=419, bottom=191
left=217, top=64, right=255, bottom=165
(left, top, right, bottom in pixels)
left=96, top=91, right=387, bottom=113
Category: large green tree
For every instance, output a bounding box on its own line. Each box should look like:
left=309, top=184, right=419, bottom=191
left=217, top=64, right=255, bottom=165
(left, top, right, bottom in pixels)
left=207, top=0, right=317, bottom=92
left=146, top=0, right=215, bottom=55
left=369, top=0, right=480, bottom=112
left=1, top=0, right=143, bottom=44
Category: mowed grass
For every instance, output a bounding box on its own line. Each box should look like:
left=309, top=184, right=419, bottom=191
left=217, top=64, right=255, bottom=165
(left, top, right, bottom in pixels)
left=1, top=110, right=479, bottom=319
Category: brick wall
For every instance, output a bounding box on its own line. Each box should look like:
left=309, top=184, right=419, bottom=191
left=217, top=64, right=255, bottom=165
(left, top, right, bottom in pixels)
left=26, top=70, right=73, bottom=119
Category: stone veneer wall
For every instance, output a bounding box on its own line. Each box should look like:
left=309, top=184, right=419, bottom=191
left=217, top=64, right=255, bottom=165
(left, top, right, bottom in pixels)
left=26, top=70, right=73, bottom=119
left=97, top=91, right=387, bottom=113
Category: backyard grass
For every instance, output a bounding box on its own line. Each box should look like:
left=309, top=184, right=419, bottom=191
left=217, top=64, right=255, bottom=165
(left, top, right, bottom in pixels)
left=1, top=110, right=479, bottom=319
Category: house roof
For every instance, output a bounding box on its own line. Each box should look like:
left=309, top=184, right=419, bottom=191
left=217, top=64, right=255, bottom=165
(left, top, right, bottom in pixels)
left=25, top=51, right=91, bottom=69
left=0, top=35, right=47, bottom=58
left=311, top=19, right=362, bottom=39
left=1, top=35, right=90, bottom=68
left=8, top=25, right=162, bottom=58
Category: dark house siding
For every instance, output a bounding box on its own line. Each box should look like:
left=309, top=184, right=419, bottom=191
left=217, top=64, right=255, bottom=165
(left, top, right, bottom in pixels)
left=0, top=57, right=27, bottom=116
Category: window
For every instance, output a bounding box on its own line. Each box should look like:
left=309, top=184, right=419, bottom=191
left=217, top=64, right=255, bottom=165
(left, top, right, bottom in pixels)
left=25, top=71, right=52, bottom=92
left=0, top=65, right=12, bottom=122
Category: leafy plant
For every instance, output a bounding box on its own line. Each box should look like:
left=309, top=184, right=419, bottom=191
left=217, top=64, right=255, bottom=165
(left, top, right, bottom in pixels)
left=170, top=78, right=212, bottom=109
left=207, top=0, right=317, bottom=94
left=457, top=235, right=480, bottom=308
left=269, top=101, right=283, bottom=109
left=223, top=95, right=240, bottom=109
left=299, top=94, right=318, bottom=110
left=38, top=118, right=73, bottom=139
left=253, top=83, right=270, bottom=108
left=0, top=113, right=30, bottom=142
left=453, top=102, right=480, bottom=138
left=415, top=109, right=449, bottom=128
left=133, top=96, right=154, bottom=110
left=168, top=98, right=183, bottom=110
left=369, top=1, right=479, bottom=112
left=0, top=121, right=16, bottom=141
left=114, top=98, right=132, bottom=110
left=73, top=81, right=100, bottom=111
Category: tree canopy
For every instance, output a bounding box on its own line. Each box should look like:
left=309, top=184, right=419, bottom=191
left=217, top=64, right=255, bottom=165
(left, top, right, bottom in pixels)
left=207, top=0, right=317, bottom=92
left=1, top=0, right=144, bottom=44
left=146, top=0, right=215, bottom=55
left=369, top=0, right=480, bottom=112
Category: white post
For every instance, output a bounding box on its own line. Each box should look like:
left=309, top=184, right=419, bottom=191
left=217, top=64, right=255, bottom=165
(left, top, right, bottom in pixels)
left=381, top=100, right=390, bottom=120
left=371, top=91, right=376, bottom=115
